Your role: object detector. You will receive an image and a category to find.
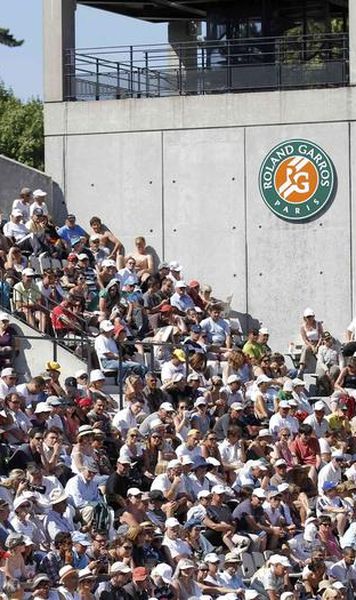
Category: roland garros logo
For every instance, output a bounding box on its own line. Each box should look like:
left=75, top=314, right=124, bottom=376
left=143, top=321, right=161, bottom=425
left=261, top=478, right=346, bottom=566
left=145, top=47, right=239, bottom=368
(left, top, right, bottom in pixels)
left=259, top=139, right=336, bottom=221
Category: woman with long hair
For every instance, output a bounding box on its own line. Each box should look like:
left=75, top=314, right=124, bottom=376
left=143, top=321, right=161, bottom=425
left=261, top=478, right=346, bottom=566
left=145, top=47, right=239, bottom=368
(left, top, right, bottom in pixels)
left=70, top=426, right=96, bottom=474
left=223, top=349, right=253, bottom=385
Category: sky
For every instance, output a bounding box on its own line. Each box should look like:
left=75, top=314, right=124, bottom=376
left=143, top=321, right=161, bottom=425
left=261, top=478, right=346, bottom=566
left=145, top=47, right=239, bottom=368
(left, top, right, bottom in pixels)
left=0, top=0, right=166, bottom=100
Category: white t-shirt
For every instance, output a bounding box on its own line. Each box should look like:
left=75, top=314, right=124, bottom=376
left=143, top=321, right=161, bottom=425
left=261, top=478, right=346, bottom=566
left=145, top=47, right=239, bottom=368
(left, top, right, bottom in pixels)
left=94, top=334, right=118, bottom=360
left=162, top=535, right=192, bottom=558
left=3, top=221, right=28, bottom=241
left=151, top=473, right=186, bottom=499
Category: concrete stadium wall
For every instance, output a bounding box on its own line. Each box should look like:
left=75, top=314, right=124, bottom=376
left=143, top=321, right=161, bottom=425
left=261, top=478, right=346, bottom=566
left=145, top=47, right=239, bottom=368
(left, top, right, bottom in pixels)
left=44, top=87, right=356, bottom=350
left=0, top=155, right=67, bottom=224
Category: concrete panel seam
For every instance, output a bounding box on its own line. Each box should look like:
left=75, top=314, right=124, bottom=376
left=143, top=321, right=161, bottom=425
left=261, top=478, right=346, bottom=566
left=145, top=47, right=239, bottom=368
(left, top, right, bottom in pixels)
left=43, top=118, right=353, bottom=139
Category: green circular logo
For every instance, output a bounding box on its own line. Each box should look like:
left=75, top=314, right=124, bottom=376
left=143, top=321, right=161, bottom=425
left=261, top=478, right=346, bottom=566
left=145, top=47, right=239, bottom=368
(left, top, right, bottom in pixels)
left=259, top=139, right=336, bottom=221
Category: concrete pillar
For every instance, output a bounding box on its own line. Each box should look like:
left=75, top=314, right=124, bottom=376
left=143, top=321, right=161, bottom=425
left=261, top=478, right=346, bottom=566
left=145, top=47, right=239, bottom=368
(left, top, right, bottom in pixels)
left=43, top=0, right=76, bottom=102
left=168, top=21, right=198, bottom=92
left=349, top=0, right=356, bottom=85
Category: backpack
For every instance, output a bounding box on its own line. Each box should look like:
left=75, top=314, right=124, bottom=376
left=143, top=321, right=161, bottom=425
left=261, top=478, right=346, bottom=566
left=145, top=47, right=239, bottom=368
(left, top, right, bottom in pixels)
left=92, top=501, right=110, bottom=533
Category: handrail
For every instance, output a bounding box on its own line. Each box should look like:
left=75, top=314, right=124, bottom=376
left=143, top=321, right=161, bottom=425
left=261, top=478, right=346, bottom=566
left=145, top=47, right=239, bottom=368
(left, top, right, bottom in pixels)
left=65, top=32, right=349, bottom=100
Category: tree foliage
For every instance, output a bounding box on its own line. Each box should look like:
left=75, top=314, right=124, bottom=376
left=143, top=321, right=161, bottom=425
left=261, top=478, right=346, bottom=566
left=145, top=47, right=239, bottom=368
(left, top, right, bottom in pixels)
left=0, top=82, right=44, bottom=171
left=0, top=28, right=23, bottom=47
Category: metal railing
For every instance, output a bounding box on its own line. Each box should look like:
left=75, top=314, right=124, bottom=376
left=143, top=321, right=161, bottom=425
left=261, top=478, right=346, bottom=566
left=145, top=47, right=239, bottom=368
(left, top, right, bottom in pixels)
left=65, top=32, right=349, bottom=101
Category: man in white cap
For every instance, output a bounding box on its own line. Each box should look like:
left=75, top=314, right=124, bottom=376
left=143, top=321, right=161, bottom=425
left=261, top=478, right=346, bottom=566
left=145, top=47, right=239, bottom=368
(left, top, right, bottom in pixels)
left=30, top=189, right=49, bottom=217
left=13, top=268, right=42, bottom=329
left=65, top=461, right=101, bottom=526
left=12, top=187, right=32, bottom=220
left=304, top=401, right=330, bottom=438
left=112, top=398, right=145, bottom=438
left=3, top=209, right=28, bottom=241
left=151, top=459, right=187, bottom=503
left=220, top=375, right=244, bottom=407
left=170, top=281, right=195, bottom=314
left=96, top=561, right=131, bottom=600
left=269, top=401, right=299, bottom=438
left=250, top=554, right=291, bottom=599
left=0, top=367, right=17, bottom=399
left=139, top=401, right=175, bottom=437
left=232, top=488, right=268, bottom=552
left=317, top=451, right=343, bottom=494
left=162, top=517, right=192, bottom=562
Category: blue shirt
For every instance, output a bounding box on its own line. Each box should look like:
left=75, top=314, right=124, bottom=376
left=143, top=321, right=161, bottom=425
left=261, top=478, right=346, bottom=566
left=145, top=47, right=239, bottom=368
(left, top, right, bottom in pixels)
left=65, top=473, right=100, bottom=508
left=57, top=224, right=87, bottom=245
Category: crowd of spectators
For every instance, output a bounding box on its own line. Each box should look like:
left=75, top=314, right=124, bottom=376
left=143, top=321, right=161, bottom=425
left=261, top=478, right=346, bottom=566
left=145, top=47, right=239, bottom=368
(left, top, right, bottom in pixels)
left=0, top=186, right=354, bottom=600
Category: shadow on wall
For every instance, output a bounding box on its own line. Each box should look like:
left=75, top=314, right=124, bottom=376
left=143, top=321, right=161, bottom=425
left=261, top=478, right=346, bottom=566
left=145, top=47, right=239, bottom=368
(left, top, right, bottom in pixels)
left=229, top=310, right=261, bottom=336
left=52, top=181, right=68, bottom=224
left=11, top=323, right=32, bottom=382
left=146, top=245, right=161, bottom=271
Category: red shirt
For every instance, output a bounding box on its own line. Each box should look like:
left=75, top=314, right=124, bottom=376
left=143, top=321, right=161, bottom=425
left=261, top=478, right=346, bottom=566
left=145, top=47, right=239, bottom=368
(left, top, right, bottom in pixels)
left=51, top=304, right=74, bottom=331
left=289, top=436, right=320, bottom=466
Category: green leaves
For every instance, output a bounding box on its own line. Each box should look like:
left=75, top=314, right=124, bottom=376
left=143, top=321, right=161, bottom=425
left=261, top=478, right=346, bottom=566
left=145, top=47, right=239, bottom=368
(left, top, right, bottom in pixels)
left=0, top=82, right=44, bottom=171
left=0, top=28, right=23, bottom=47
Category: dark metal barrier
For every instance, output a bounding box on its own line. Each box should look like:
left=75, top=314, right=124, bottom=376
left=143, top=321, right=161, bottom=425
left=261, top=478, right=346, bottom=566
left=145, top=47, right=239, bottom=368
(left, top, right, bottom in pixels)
left=65, top=32, right=349, bottom=101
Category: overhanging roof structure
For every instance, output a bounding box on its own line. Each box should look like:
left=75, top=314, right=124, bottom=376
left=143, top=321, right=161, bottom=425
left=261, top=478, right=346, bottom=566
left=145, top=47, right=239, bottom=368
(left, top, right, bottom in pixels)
left=78, top=1, right=348, bottom=23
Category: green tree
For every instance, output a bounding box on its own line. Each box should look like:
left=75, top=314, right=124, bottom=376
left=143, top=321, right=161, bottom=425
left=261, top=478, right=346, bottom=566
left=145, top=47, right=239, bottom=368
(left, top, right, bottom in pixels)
left=0, top=28, right=23, bottom=47
left=0, top=82, right=44, bottom=171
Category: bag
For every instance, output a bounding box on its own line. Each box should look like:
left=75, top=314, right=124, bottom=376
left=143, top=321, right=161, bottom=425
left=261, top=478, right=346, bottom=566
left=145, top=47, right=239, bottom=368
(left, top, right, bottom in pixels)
left=92, top=500, right=110, bottom=532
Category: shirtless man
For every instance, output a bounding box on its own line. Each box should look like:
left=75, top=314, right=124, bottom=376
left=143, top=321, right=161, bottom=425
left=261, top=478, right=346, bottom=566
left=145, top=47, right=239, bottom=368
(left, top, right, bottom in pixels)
left=89, top=216, right=123, bottom=260
left=127, top=236, right=154, bottom=281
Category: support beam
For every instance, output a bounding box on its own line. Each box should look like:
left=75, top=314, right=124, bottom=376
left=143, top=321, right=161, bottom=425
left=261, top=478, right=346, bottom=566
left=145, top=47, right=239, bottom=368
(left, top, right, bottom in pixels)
left=350, top=0, right=356, bottom=85
left=43, top=0, right=76, bottom=102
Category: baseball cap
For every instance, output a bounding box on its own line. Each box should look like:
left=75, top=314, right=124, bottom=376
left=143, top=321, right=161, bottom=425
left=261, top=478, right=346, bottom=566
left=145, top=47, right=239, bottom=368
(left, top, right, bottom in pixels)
left=0, top=312, right=9, bottom=322
left=258, top=428, right=272, bottom=438
left=20, top=187, right=32, bottom=196
left=78, top=397, right=92, bottom=408
left=252, top=488, right=266, bottom=499
left=99, top=320, right=115, bottom=333
left=206, top=457, right=220, bottom=467
left=256, top=374, right=271, bottom=386
left=227, top=374, right=241, bottom=385
left=283, top=381, right=293, bottom=392
left=33, top=207, right=44, bottom=216
left=259, top=327, right=269, bottom=335
left=102, top=259, right=117, bottom=268
left=158, top=262, right=169, bottom=270
left=187, top=373, right=200, bottom=381
left=190, top=324, right=202, bottom=334
left=165, top=517, right=180, bottom=528
left=110, top=562, right=131, bottom=575
left=89, top=369, right=105, bottom=383
left=175, top=280, right=187, bottom=288
left=11, top=209, right=23, bottom=217
left=322, top=481, right=338, bottom=491
left=127, top=488, right=142, bottom=496
left=132, top=567, right=149, bottom=581
left=167, top=459, right=181, bottom=469
left=224, top=552, right=242, bottom=563
left=149, top=490, right=165, bottom=502
left=22, top=267, right=35, bottom=277
left=275, top=459, right=287, bottom=467
left=205, top=553, right=220, bottom=563
left=77, top=253, right=89, bottom=261
left=64, top=377, right=77, bottom=388
left=194, top=397, right=207, bottom=408
left=1, top=367, right=16, bottom=377
left=33, top=189, right=47, bottom=197
left=75, top=369, right=88, bottom=379
left=172, top=349, right=186, bottom=362
left=34, top=402, right=51, bottom=414
left=71, top=236, right=82, bottom=246
left=46, top=361, right=61, bottom=372
left=32, top=574, right=51, bottom=589
left=279, top=401, right=291, bottom=409
left=46, top=396, right=64, bottom=406
left=303, top=307, right=315, bottom=317
left=314, top=400, right=325, bottom=411
left=212, top=485, right=226, bottom=495
left=269, top=554, right=291, bottom=567
left=72, top=532, right=92, bottom=546
left=151, top=563, right=173, bottom=584
left=160, top=402, right=175, bottom=412
left=169, top=261, right=182, bottom=271
left=292, top=378, right=305, bottom=387
left=198, top=490, right=212, bottom=499
left=230, top=402, right=243, bottom=411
